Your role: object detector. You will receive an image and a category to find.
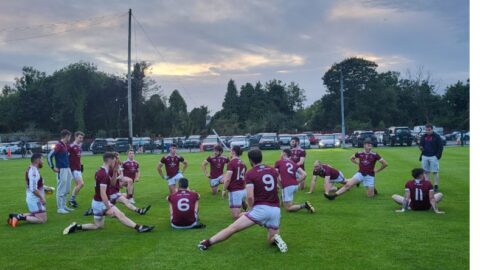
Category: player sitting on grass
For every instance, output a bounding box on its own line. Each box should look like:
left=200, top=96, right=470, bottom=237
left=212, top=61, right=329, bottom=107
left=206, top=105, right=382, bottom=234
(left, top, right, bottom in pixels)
left=111, top=152, right=135, bottom=204
left=307, top=160, right=346, bottom=195
left=157, top=144, right=188, bottom=194
left=274, top=149, right=315, bottom=213
left=222, top=145, right=248, bottom=220
left=63, top=152, right=154, bottom=235
left=392, top=168, right=444, bottom=214
left=8, top=153, right=47, bottom=227
left=325, top=139, right=388, bottom=200
left=168, top=178, right=206, bottom=229
left=198, top=149, right=288, bottom=253
left=201, top=145, right=229, bottom=195
left=122, top=150, right=140, bottom=203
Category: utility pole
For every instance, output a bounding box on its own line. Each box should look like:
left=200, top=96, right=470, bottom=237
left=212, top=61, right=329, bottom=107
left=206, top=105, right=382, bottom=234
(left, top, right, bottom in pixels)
left=127, top=9, right=133, bottom=145
left=340, top=69, right=346, bottom=148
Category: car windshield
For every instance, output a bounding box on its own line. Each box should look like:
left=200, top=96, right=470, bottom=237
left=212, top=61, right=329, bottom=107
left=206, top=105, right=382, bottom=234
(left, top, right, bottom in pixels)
left=396, top=128, right=409, bottom=134
left=261, top=136, right=276, bottom=141
left=231, top=137, right=246, bottom=141
left=360, top=132, right=373, bottom=137
left=203, top=138, right=218, bottom=143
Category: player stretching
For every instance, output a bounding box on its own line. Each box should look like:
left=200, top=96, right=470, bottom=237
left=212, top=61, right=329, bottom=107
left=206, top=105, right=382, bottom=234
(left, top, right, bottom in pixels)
left=8, top=153, right=47, bottom=227
left=63, top=152, right=154, bottom=235
left=393, top=168, right=444, bottom=214
left=68, top=131, right=85, bottom=208
left=122, top=150, right=140, bottom=203
left=290, top=136, right=306, bottom=190
left=222, top=145, right=247, bottom=220
left=198, top=149, right=288, bottom=253
left=325, top=139, right=388, bottom=200
left=308, top=160, right=346, bottom=195
left=201, top=145, right=229, bottom=195
left=168, top=178, right=206, bottom=229
left=48, top=129, right=74, bottom=214
left=275, top=149, right=314, bottom=213
left=157, top=144, right=188, bottom=194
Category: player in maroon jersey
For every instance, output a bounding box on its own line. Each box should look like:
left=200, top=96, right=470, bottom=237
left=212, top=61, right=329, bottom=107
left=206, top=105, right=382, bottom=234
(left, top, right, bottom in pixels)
left=392, top=168, right=444, bottom=213
left=290, top=136, right=307, bottom=190
left=308, top=160, right=346, bottom=195
left=198, top=149, right=288, bottom=253
left=63, top=152, right=154, bottom=235
left=157, top=144, right=188, bottom=194
left=168, top=178, right=205, bottom=229
left=122, top=150, right=140, bottom=203
left=275, top=149, right=315, bottom=213
left=68, top=131, right=85, bottom=208
left=201, top=145, right=229, bottom=195
left=222, top=145, right=247, bottom=219
left=8, top=153, right=47, bottom=227
left=325, top=139, right=388, bottom=200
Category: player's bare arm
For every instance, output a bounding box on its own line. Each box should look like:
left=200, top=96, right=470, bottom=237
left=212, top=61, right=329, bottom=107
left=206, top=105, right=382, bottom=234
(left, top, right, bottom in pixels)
left=296, top=168, right=307, bottom=182
left=429, top=190, right=444, bottom=214
left=157, top=162, right=165, bottom=179
left=33, top=188, right=46, bottom=205
left=135, top=171, right=140, bottom=182
left=246, top=184, right=254, bottom=209
left=350, top=155, right=359, bottom=165
left=307, top=175, right=317, bottom=194
left=375, top=159, right=388, bottom=174
left=99, top=185, right=113, bottom=214
left=297, top=157, right=305, bottom=167
left=222, top=171, right=233, bottom=198
left=396, top=189, right=410, bottom=213
left=201, top=160, right=209, bottom=177
left=182, top=160, right=188, bottom=173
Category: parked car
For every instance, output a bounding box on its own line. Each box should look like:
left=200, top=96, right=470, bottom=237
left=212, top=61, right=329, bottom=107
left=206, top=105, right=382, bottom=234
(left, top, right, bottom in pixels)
left=90, top=138, right=114, bottom=154
left=42, top=140, right=58, bottom=153
left=27, top=142, right=42, bottom=153
left=1, top=142, right=21, bottom=154
left=200, top=136, right=220, bottom=151
left=184, top=135, right=201, bottom=148
left=162, top=137, right=175, bottom=151
left=278, top=134, right=292, bottom=146
left=317, top=134, right=340, bottom=148
left=383, top=127, right=413, bottom=146
left=346, top=130, right=363, bottom=144
left=294, top=134, right=311, bottom=149
left=305, top=132, right=318, bottom=145
left=258, top=133, right=280, bottom=150
left=445, top=131, right=461, bottom=141
left=133, top=137, right=155, bottom=151
left=374, top=131, right=384, bottom=145
left=113, top=138, right=130, bottom=153
left=229, top=136, right=250, bottom=149
left=351, top=131, right=378, bottom=147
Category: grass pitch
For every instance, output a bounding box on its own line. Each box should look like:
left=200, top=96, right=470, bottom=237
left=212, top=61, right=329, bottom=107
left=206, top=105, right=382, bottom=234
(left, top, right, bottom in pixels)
left=0, top=147, right=469, bottom=270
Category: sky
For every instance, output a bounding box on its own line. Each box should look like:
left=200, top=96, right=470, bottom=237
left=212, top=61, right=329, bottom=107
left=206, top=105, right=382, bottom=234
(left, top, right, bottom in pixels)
left=0, top=0, right=469, bottom=112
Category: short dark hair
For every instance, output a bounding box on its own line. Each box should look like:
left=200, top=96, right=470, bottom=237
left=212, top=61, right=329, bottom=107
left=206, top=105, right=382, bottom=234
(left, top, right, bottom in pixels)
left=411, top=168, right=425, bottom=179
left=128, top=149, right=134, bottom=154
left=103, top=152, right=116, bottom=162
left=231, top=145, right=242, bottom=156
left=60, top=129, right=71, bottom=138
left=364, top=138, right=372, bottom=145
left=282, top=148, right=292, bottom=157
left=214, top=145, right=223, bottom=153
left=170, top=143, right=177, bottom=148
left=248, top=149, right=262, bottom=164
left=178, top=178, right=189, bottom=189
left=291, top=136, right=300, bottom=143
left=425, top=123, right=433, bottom=129
left=74, top=131, right=85, bottom=137
left=31, top=153, right=42, bottom=163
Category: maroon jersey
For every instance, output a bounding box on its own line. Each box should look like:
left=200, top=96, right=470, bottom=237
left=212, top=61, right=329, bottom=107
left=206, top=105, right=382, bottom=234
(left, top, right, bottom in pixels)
left=168, top=190, right=199, bottom=226
left=106, top=169, right=120, bottom=195
left=206, top=155, right=229, bottom=178
left=405, top=179, right=433, bottom=210
left=313, top=164, right=340, bottom=179
left=25, top=166, right=43, bottom=191
left=274, top=158, right=299, bottom=188
left=94, top=166, right=110, bottom=202
left=122, top=159, right=139, bottom=180
left=226, top=158, right=246, bottom=192
left=291, top=147, right=306, bottom=169
left=68, top=142, right=82, bottom=171
left=355, top=151, right=382, bottom=176
left=245, top=164, right=280, bottom=207
left=160, top=155, right=185, bottom=178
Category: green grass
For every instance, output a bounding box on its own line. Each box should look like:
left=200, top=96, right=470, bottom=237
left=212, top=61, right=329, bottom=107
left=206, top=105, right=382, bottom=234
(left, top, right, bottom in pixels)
left=0, top=147, right=469, bottom=270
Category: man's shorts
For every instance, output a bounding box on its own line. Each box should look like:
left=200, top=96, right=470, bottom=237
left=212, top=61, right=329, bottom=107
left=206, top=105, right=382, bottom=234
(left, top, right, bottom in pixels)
left=330, top=172, right=345, bottom=183
left=26, top=191, right=46, bottom=214
left=245, top=205, right=281, bottom=230
left=170, top=211, right=198, bottom=229
left=422, top=155, right=439, bottom=173
left=167, top=172, right=184, bottom=186
left=91, top=200, right=112, bottom=220
left=109, top=192, right=123, bottom=204
left=281, top=185, right=298, bottom=203
left=72, top=170, right=82, bottom=181
left=228, top=189, right=246, bottom=208
left=352, top=172, right=375, bottom=188
left=209, top=175, right=223, bottom=187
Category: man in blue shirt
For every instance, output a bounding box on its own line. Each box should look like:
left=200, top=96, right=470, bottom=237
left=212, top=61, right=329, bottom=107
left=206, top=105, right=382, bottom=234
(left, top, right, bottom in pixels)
left=419, top=124, right=444, bottom=192
left=48, top=129, right=74, bottom=214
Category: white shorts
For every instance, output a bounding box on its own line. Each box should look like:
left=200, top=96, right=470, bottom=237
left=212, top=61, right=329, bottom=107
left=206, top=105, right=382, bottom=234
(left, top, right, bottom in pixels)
left=210, top=175, right=223, bottom=187
left=353, top=172, right=375, bottom=188
left=422, top=155, right=439, bottom=173
left=72, top=170, right=83, bottom=181
left=330, top=172, right=345, bottom=183
left=281, top=185, right=298, bottom=203
left=167, top=172, right=184, bottom=186
left=91, top=200, right=112, bottom=220
left=228, top=189, right=246, bottom=208
left=245, top=205, right=281, bottom=230
left=26, top=191, right=46, bottom=214
left=109, top=192, right=123, bottom=204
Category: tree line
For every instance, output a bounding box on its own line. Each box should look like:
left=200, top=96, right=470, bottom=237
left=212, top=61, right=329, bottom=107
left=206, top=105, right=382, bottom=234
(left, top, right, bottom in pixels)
left=0, top=57, right=469, bottom=140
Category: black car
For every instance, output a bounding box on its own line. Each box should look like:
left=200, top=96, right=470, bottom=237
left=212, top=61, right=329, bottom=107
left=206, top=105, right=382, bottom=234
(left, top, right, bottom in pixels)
left=114, top=138, right=130, bottom=153
left=91, top=138, right=114, bottom=154
left=258, top=134, right=280, bottom=150
left=383, top=127, right=414, bottom=146
left=351, top=131, right=378, bottom=147
left=184, top=135, right=201, bottom=148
